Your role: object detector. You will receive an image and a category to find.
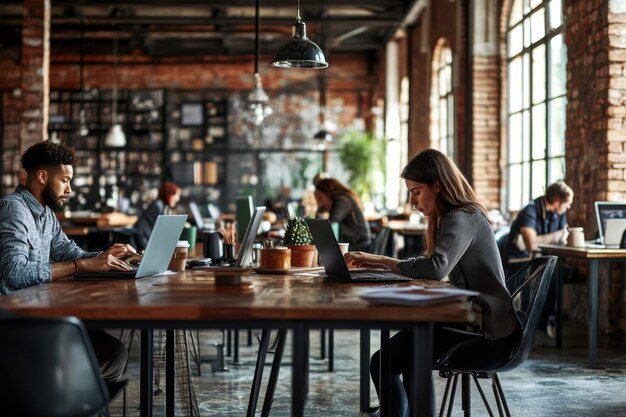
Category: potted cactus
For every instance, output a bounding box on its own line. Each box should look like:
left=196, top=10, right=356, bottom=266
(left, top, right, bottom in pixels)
left=283, top=217, right=316, bottom=267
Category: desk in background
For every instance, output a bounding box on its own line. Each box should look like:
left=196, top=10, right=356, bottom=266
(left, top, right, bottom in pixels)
left=539, top=244, right=626, bottom=368
left=0, top=270, right=472, bottom=417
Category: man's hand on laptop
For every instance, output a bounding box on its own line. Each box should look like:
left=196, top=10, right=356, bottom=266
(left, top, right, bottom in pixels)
left=77, top=244, right=138, bottom=271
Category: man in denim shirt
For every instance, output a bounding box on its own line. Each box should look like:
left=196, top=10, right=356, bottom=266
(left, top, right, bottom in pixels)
left=0, top=141, right=135, bottom=383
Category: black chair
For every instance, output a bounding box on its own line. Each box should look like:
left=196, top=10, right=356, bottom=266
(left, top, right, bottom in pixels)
left=367, top=227, right=392, bottom=256
left=435, top=256, right=557, bottom=417
left=0, top=313, right=113, bottom=417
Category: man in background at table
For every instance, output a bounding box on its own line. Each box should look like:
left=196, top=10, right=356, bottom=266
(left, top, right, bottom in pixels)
left=505, top=180, right=574, bottom=340
left=0, top=141, right=134, bottom=384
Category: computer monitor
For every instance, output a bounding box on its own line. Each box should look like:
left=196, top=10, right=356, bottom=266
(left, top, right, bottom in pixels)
left=594, top=201, right=626, bottom=244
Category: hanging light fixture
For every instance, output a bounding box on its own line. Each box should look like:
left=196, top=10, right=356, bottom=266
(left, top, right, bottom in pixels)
left=248, top=0, right=272, bottom=126
left=77, top=16, right=89, bottom=137
left=104, top=32, right=126, bottom=147
left=313, top=22, right=332, bottom=147
left=270, top=0, right=328, bottom=69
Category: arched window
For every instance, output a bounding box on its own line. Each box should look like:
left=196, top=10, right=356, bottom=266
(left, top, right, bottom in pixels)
left=506, top=0, right=566, bottom=211
left=431, top=40, right=455, bottom=160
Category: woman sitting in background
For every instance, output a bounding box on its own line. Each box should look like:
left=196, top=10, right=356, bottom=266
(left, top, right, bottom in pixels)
left=135, top=182, right=181, bottom=250
left=314, top=178, right=371, bottom=251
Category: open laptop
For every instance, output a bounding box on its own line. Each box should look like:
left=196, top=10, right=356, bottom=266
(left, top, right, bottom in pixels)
left=305, top=218, right=411, bottom=283
left=593, top=201, right=626, bottom=247
left=74, top=215, right=187, bottom=279
left=189, top=201, right=217, bottom=231
left=199, top=206, right=265, bottom=269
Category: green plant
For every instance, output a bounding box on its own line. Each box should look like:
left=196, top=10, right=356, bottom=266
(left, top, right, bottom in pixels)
left=337, top=130, right=386, bottom=202
left=284, top=217, right=313, bottom=245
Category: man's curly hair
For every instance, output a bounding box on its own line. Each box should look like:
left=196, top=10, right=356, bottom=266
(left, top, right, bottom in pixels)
left=21, top=141, right=78, bottom=173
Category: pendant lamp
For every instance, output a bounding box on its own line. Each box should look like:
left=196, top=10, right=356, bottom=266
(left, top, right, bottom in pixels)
left=313, top=23, right=332, bottom=146
left=248, top=0, right=272, bottom=126
left=270, top=0, right=328, bottom=69
left=104, top=33, right=126, bottom=147
left=77, top=18, right=89, bottom=137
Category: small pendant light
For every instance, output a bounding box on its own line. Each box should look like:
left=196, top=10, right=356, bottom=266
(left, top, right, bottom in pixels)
left=270, top=0, right=328, bottom=69
left=248, top=0, right=272, bottom=125
left=104, top=32, right=126, bottom=147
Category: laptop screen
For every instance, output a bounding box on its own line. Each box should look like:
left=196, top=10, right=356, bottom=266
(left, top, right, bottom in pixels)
left=234, top=206, right=266, bottom=267
left=594, top=201, right=626, bottom=243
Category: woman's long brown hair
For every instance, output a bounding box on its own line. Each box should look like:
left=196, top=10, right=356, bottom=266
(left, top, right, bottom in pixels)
left=315, top=178, right=364, bottom=211
left=401, top=149, right=486, bottom=256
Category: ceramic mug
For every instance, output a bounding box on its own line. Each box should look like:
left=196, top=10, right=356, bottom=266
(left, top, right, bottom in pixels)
left=567, top=227, right=585, bottom=248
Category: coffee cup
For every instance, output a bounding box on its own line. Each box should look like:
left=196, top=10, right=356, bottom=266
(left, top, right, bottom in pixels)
left=260, top=247, right=291, bottom=270
left=168, top=240, right=190, bottom=272
left=338, top=242, right=350, bottom=256
left=567, top=227, right=585, bottom=247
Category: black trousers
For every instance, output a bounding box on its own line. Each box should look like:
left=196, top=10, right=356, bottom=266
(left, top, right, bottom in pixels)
left=87, top=329, right=128, bottom=383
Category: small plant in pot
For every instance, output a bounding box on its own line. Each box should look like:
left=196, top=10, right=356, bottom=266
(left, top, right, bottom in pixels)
left=283, top=217, right=316, bottom=267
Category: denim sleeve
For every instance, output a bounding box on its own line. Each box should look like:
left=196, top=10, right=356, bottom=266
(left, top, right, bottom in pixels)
left=49, top=216, right=98, bottom=262
left=0, top=199, right=52, bottom=293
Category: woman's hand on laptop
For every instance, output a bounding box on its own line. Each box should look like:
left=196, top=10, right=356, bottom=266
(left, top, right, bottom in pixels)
left=344, top=252, right=399, bottom=272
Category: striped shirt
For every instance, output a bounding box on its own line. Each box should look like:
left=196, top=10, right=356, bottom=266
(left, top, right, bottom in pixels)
left=0, top=185, right=98, bottom=294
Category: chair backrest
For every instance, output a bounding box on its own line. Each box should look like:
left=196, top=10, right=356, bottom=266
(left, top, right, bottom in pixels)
left=0, top=314, right=110, bottom=417
left=367, top=227, right=391, bottom=256
left=502, top=255, right=557, bottom=371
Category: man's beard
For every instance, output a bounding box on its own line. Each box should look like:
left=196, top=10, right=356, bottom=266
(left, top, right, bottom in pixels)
left=42, top=184, right=65, bottom=211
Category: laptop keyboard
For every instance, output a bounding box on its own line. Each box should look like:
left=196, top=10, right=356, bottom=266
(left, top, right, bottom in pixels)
left=349, top=271, right=411, bottom=281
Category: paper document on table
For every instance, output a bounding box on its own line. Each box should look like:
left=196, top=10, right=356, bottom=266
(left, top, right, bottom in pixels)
left=360, top=285, right=479, bottom=307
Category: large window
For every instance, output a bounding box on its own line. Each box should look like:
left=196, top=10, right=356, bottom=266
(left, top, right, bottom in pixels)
left=431, top=40, right=455, bottom=160
left=506, top=0, right=566, bottom=211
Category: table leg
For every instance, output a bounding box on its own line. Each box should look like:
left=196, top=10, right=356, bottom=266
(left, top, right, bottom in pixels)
left=379, top=329, right=390, bottom=417
left=292, top=324, right=309, bottom=417
left=140, top=329, right=153, bottom=417
left=262, top=329, right=287, bottom=417
left=555, top=260, right=563, bottom=348
left=360, top=329, right=371, bottom=411
left=589, top=259, right=599, bottom=368
left=166, top=330, right=175, bottom=417
left=409, top=323, right=433, bottom=417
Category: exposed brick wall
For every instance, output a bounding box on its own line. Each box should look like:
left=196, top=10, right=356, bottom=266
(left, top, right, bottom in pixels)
left=20, top=0, right=49, bottom=151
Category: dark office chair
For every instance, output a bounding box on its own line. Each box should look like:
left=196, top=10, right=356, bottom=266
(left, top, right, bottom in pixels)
left=367, top=227, right=392, bottom=256
left=435, top=256, right=557, bottom=417
left=0, top=313, right=113, bottom=417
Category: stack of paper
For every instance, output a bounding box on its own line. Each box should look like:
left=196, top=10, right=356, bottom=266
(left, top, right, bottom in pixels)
left=360, top=285, right=479, bottom=307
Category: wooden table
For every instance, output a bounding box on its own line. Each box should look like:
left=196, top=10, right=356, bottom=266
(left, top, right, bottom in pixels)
left=539, top=244, right=626, bottom=367
left=58, top=211, right=139, bottom=229
left=0, top=270, right=472, bottom=417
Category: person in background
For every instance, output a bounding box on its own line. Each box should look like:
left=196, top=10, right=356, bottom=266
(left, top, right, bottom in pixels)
left=0, top=141, right=132, bottom=384
left=345, top=149, right=520, bottom=417
left=135, top=181, right=181, bottom=250
left=505, top=180, right=573, bottom=340
left=314, top=177, right=372, bottom=251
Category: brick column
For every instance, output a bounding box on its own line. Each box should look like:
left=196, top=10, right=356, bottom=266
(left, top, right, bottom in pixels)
left=20, top=0, right=50, bottom=153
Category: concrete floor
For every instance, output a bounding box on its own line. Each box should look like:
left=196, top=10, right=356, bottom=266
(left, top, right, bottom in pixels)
left=109, top=321, right=626, bottom=417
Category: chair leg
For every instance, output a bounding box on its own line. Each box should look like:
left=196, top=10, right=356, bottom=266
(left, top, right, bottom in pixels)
left=492, top=374, right=511, bottom=417
left=471, top=374, right=495, bottom=417
left=438, top=375, right=454, bottom=417
left=446, top=373, right=459, bottom=417
left=462, top=373, right=471, bottom=416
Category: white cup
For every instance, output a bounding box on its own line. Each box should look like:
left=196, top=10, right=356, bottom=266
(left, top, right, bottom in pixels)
left=338, top=242, right=350, bottom=256
left=567, top=227, right=585, bottom=248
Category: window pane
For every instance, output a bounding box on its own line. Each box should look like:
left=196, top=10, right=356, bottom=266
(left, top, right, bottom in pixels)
left=509, top=57, right=523, bottom=112
left=509, top=163, right=523, bottom=211
left=549, top=34, right=567, bottom=97
left=523, top=110, right=531, bottom=161
left=510, top=0, right=523, bottom=27
left=523, top=53, right=531, bottom=109
left=550, top=0, right=562, bottom=29
left=522, top=161, right=531, bottom=204
left=532, top=103, right=546, bottom=159
left=509, top=113, right=523, bottom=163
left=531, top=160, right=547, bottom=198
left=439, top=98, right=447, bottom=139
left=549, top=96, right=566, bottom=157
left=549, top=156, right=566, bottom=183
left=509, top=24, right=523, bottom=57
left=532, top=44, right=546, bottom=104
left=530, top=0, right=542, bottom=10
left=524, top=18, right=531, bottom=48
left=530, top=9, right=546, bottom=44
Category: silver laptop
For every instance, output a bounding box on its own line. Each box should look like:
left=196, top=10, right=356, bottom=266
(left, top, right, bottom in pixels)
left=74, top=215, right=187, bottom=279
left=305, top=218, right=410, bottom=283
left=593, top=201, right=626, bottom=246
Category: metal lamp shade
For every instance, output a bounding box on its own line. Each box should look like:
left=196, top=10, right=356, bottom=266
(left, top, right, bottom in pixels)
left=104, top=124, right=126, bottom=147
left=271, top=20, right=328, bottom=69
left=313, top=129, right=332, bottom=143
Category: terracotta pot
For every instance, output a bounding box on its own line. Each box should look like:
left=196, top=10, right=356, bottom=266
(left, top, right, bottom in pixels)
left=260, top=247, right=291, bottom=269
left=287, top=244, right=316, bottom=267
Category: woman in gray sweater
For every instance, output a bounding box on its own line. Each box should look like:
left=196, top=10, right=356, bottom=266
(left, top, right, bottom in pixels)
left=345, top=149, right=520, bottom=417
